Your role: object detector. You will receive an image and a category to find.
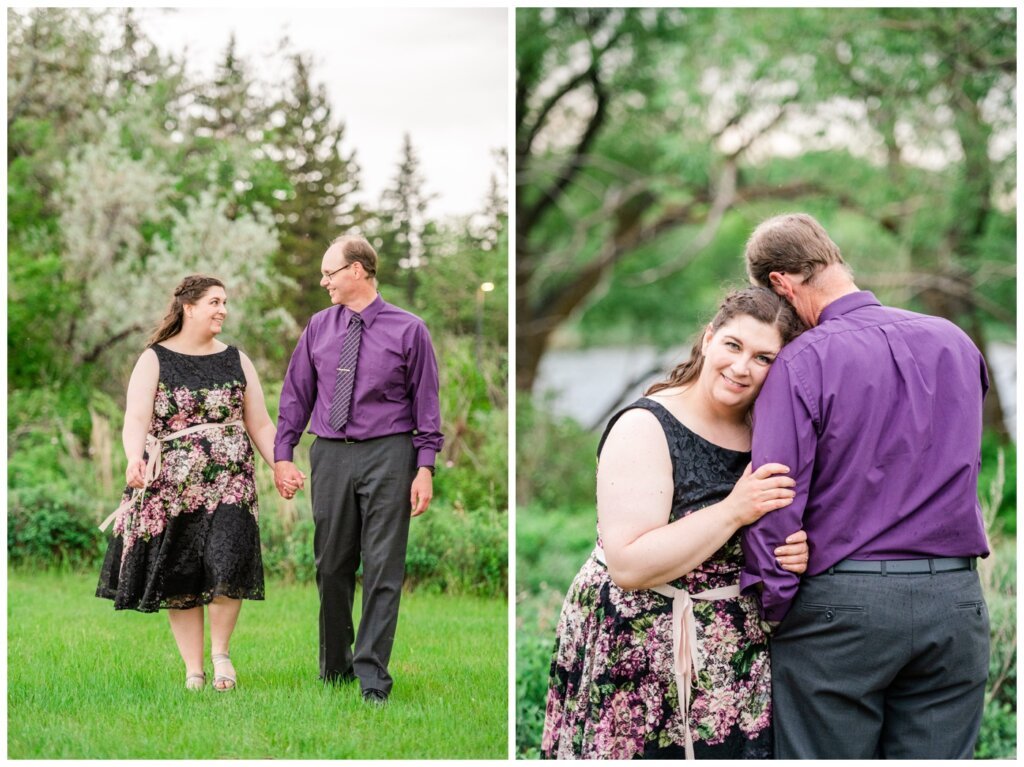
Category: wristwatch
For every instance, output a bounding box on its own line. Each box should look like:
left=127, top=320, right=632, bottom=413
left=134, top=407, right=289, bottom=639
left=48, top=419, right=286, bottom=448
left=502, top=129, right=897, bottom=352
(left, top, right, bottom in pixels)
left=418, top=465, right=436, bottom=476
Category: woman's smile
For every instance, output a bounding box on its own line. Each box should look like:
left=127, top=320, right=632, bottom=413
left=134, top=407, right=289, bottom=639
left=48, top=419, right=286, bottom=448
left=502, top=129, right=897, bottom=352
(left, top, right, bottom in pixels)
left=720, top=372, right=750, bottom=391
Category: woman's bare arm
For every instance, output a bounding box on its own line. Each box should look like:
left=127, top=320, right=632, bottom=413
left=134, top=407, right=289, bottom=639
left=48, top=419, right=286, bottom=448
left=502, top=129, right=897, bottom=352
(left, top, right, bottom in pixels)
left=239, top=351, right=278, bottom=469
left=598, top=409, right=796, bottom=590
left=123, top=349, right=159, bottom=488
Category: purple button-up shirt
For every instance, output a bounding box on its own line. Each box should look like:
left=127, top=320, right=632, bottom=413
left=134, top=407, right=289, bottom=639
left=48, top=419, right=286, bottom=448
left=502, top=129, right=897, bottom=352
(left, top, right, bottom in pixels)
left=274, top=295, right=443, bottom=467
left=740, top=291, right=990, bottom=622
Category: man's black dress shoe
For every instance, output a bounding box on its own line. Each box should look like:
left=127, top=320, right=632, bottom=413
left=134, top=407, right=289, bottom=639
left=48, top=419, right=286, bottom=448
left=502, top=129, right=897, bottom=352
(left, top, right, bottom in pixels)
left=362, top=689, right=388, bottom=706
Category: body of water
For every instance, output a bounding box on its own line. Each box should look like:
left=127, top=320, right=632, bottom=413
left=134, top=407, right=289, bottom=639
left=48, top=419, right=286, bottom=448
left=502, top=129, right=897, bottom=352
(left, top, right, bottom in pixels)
left=537, top=341, right=1016, bottom=438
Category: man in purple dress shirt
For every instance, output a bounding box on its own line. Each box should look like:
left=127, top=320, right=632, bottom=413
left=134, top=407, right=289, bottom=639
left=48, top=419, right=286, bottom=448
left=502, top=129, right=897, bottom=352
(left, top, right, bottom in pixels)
left=274, top=234, right=443, bottom=705
left=738, top=213, right=990, bottom=758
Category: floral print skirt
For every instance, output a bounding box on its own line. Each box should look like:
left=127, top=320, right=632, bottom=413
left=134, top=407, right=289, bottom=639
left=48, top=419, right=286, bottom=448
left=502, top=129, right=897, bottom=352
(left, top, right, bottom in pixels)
left=540, top=553, right=772, bottom=759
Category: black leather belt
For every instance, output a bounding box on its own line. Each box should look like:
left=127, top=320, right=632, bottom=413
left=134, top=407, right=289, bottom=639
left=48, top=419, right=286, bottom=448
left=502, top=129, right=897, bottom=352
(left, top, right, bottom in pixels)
left=827, top=557, right=976, bottom=575
left=318, top=432, right=412, bottom=445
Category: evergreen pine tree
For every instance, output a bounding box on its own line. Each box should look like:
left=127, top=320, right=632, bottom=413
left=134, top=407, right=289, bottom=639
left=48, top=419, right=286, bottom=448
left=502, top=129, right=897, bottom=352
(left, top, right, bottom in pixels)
left=373, top=133, right=436, bottom=306
left=268, top=52, right=362, bottom=324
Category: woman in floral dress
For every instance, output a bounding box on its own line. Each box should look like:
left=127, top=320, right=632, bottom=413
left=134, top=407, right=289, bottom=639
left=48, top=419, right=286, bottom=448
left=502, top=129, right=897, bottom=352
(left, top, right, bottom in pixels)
left=541, top=288, right=809, bottom=759
left=97, top=275, right=286, bottom=692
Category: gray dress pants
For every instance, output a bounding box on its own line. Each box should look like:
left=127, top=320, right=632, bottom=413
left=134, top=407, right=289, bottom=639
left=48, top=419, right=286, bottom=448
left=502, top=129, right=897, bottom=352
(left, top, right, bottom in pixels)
left=309, top=434, right=416, bottom=694
left=770, top=567, right=990, bottom=759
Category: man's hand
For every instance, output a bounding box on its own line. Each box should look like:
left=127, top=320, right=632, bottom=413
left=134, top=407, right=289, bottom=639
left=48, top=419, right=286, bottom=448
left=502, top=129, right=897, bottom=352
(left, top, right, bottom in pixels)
left=410, top=468, right=433, bottom=517
left=274, top=460, right=306, bottom=500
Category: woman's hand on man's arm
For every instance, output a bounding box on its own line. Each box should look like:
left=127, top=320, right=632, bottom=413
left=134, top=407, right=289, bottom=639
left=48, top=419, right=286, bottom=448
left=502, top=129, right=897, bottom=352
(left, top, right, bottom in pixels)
left=774, top=529, right=809, bottom=574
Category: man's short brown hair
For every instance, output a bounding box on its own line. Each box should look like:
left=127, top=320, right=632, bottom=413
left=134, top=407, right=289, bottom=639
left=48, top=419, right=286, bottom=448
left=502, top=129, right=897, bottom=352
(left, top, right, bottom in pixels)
left=332, top=234, right=378, bottom=277
left=744, top=213, right=846, bottom=288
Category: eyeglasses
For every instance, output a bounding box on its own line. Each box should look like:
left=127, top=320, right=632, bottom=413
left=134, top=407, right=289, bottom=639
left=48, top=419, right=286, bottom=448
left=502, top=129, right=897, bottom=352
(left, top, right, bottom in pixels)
left=321, top=263, right=354, bottom=281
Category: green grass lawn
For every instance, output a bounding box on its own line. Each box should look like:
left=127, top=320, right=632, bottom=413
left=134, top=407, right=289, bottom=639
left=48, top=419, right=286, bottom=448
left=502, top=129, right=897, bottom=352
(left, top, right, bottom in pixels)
left=8, top=570, right=508, bottom=759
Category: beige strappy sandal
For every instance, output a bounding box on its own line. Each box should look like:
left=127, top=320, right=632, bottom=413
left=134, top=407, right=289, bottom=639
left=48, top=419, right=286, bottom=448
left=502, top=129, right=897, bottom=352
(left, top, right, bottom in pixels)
left=185, top=671, right=206, bottom=691
left=212, top=653, right=237, bottom=692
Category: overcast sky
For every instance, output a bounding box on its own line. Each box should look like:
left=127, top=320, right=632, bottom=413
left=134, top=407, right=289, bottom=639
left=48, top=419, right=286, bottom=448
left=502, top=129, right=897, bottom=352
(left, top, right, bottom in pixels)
left=134, top=7, right=508, bottom=219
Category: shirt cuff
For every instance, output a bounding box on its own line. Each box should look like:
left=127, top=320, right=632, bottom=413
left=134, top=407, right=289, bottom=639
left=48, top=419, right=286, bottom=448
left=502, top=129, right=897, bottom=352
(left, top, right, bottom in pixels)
left=739, top=570, right=763, bottom=597
left=759, top=579, right=799, bottom=623
left=416, top=448, right=437, bottom=469
left=274, top=444, right=295, bottom=462
left=740, top=570, right=796, bottom=623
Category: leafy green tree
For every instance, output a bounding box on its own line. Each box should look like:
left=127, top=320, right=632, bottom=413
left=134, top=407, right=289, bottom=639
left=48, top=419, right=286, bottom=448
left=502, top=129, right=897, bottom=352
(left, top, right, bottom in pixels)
left=9, top=8, right=118, bottom=387
left=797, top=8, right=1016, bottom=437
left=516, top=8, right=824, bottom=391
left=515, top=6, right=1015, bottom=438
left=9, top=9, right=290, bottom=387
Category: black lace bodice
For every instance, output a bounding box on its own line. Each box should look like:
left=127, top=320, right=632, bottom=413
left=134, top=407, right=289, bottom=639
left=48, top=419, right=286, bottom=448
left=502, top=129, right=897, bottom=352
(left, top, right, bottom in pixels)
left=596, top=397, right=751, bottom=588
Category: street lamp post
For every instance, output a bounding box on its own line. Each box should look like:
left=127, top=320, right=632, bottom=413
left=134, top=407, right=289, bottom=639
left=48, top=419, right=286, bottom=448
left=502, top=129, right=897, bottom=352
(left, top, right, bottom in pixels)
left=476, top=281, right=495, bottom=367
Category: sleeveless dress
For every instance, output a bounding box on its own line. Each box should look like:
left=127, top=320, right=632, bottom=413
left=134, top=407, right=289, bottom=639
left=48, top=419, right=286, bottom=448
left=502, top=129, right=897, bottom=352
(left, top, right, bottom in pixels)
left=96, top=344, right=265, bottom=612
left=540, top=398, right=773, bottom=759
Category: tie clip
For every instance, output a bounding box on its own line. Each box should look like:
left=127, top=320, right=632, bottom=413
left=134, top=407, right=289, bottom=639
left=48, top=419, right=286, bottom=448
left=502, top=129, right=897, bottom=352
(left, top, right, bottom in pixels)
left=338, top=367, right=352, bottom=373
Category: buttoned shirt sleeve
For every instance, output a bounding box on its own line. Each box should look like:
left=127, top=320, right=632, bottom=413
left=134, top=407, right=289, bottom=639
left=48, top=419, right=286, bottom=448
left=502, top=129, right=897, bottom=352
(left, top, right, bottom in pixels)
left=407, top=321, right=443, bottom=468
left=274, top=321, right=317, bottom=462
left=740, top=357, right=819, bottom=623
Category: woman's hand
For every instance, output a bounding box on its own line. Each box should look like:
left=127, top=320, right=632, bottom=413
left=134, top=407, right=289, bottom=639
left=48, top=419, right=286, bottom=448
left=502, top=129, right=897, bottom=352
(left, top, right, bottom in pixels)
left=125, top=458, right=147, bottom=489
left=775, top=529, right=809, bottom=574
left=725, top=462, right=796, bottom=527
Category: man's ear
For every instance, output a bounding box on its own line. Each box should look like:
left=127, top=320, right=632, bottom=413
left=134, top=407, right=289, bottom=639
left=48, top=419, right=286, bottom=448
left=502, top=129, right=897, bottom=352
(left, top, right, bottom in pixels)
left=768, top=271, right=792, bottom=299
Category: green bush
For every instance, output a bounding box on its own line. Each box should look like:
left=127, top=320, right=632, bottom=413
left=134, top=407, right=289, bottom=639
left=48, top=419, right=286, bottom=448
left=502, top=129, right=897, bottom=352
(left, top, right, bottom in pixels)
left=435, top=336, right=509, bottom=512
left=259, top=517, right=318, bottom=584
left=977, top=700, right=1016, bottom=759
left=516, top=624, right=555, bottom=759
left=515, top=503, right=596, bottom=758
left=8, top=484, right=105, bottom=568
left=516, top=396, right=597, bottom=510
left=8, top=387, right=122, bottom=569
left=434, top=407, right=509, bottom=512
left=517, top=503, right=595, bottom=595
left=246, top=436, right=508, bottom=597
left=260, top=504, right=507, bottom=597
left=977, top=536, right=1016, bottom=759
left=405, top=504, right=507, bottom=597
left=980, top=432, right=1016, bottom=534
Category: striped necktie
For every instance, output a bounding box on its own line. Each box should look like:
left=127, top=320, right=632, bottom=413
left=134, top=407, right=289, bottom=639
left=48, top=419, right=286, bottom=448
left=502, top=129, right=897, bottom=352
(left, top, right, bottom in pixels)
left=329, top=313, right=363, bottom=431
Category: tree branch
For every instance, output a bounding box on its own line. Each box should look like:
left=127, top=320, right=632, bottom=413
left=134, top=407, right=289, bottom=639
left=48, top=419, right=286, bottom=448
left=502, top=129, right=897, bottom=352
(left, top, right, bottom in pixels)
left=520, top=68, right=594, bottom=160
left=81, top=324, right=146, bottom=364
left=628, top=160, right=737, bottom=286
left=858, top=272, right=1014, bottom=325
left=521, top=68, right=609, bottom=237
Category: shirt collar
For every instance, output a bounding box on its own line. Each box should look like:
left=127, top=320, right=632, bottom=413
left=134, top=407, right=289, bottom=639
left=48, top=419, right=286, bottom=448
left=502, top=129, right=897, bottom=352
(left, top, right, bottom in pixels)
left=343, top=294, right=385, bottom=328
left=818, top=290, right=881, bottom=324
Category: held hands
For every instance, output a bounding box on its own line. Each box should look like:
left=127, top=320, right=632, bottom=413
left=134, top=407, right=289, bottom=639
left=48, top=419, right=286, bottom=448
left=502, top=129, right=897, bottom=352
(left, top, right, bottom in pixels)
left=125, top=458, right=147, bottom=489
left=726, top=462, right=796, bottom=527
left=410, top=468, right=433, bottom=517
left=274, top=460, right=306, bottom=500
left=775, top=529, right=809, bottom=574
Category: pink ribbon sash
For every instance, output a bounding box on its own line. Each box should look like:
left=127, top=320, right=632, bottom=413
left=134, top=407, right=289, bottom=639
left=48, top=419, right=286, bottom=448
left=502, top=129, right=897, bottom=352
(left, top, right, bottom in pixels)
left=593, top=546, right=740, bottom=760
left=99, top=420, right=245, bottom=532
